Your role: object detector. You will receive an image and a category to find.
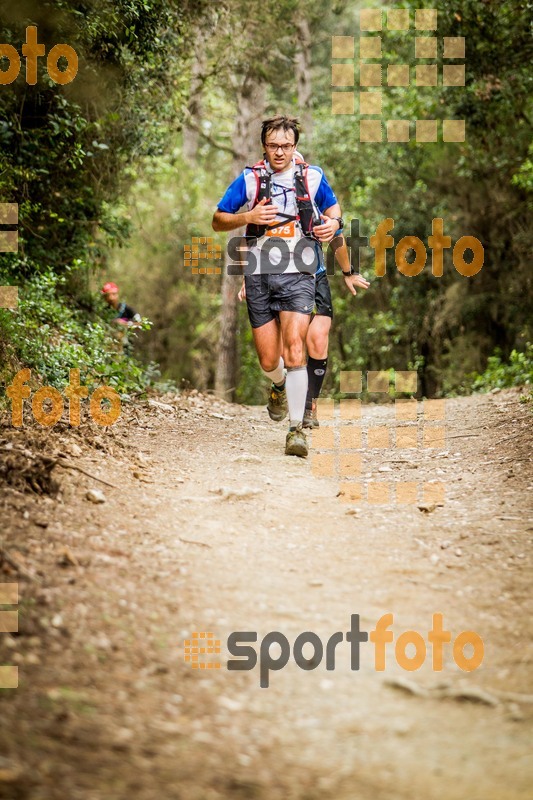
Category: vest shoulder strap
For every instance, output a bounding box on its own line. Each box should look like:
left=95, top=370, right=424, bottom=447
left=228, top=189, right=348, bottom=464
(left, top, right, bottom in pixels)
left=244, top=161, right=271, bottom=241
left=246, top=161, right=270, bottom=208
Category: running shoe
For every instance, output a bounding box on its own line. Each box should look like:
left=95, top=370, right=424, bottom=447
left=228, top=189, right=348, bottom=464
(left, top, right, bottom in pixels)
left=285, top=424, right=308, bottom=458
left=302, top=402, right=319, bottom=429
left=267, top=383, right=288, bottom=422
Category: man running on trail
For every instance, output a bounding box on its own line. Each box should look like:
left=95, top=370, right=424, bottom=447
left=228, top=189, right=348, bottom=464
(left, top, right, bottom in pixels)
left=236, top=149, right=370, bottom=430
left=238, top=234, right=369, bottom=427
left=213, top=115, right=343, bottom=457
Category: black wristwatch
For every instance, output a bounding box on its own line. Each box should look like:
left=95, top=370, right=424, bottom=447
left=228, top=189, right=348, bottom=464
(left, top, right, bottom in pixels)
left=334, top=216, right=344, bottom=232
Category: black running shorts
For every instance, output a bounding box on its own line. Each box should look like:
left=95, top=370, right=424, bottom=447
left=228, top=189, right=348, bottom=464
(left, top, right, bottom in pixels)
left=245, top=272, right=316, bottom=329
left=314, top=270, right=333, bottom=318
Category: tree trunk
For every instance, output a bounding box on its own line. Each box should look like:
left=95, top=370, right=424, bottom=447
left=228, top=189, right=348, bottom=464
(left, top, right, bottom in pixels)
left=182, top=30, right=207, bottom=162
left=214, top=76, right=266, bottom=401
left=295, top=18, right=313, bottom=159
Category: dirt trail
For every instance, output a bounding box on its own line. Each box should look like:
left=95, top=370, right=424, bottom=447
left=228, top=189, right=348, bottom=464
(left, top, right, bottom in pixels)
left=0, top=389, right=532, bottom=800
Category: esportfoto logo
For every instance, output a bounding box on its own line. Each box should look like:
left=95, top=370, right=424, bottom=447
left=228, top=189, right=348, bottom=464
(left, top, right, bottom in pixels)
left=184, top=613, right=484, bottom=688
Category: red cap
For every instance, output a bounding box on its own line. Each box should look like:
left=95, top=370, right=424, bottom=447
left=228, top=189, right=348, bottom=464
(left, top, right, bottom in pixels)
left=101, top=282, right=119, bottom=294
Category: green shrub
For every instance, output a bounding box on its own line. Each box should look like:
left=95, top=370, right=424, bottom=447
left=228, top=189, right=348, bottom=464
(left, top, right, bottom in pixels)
left=472, top=343, right=533, bottom=391
left=0, top=264, right=156, bottom=398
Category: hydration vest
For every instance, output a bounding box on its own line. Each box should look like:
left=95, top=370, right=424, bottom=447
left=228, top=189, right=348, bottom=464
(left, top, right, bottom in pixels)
left=244, top=156, right=322, bottom=245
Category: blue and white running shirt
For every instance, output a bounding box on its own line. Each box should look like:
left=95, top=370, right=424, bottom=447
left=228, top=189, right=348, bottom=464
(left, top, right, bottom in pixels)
left=217, top=156, right=338, bottom=275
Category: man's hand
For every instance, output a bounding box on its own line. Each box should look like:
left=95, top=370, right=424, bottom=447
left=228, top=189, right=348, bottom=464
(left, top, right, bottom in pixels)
left=238, top=279, right=246, bottom=302
left=245, top=197, right=278, bottom=227
left=344, top=273, right=370, bottom=296
left=313, top=214, right=340, bottom=243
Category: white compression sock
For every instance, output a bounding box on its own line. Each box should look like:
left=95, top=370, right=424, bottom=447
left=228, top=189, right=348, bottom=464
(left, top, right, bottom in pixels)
left=286, top=366, right=308, bottom=428
left=262, top=357, right=285, bottom=388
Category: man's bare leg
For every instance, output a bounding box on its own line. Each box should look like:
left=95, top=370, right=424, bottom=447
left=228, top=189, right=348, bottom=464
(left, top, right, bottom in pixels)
left=251, top=318, right=283, bottom=376
left=307, top=314, right=331, bottom=359
left=251, top=319, right=288, bottom=421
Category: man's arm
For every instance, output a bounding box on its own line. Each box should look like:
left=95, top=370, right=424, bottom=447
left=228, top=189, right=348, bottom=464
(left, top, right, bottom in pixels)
left=312, top=202, right=342, bottom=242
left=212, top=198, right=278, bottom=232
left=329, top=236, right=370, bottom=294
left=212, top=209, right=249, bottom=232
left=317, top=198, right=370, bottom=293
left=323, top=203, right=341, bottom=218
left=213, top=170, right=279, bottom=232
left=311, top=170, right=342, bottom=242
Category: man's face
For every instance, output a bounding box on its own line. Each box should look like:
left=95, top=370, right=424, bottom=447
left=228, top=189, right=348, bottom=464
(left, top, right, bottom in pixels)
left=263, top=128, right=296, bottom=172
left=104, top=291, right=119, bottom=308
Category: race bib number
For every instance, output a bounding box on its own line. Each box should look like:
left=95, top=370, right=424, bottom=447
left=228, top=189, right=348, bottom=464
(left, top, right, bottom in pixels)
left=265, top=221, right=295, bottom=238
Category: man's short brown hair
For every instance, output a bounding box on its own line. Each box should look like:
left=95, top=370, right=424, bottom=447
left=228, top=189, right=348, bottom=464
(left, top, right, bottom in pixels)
left=261, top=115, right=300, bottom=146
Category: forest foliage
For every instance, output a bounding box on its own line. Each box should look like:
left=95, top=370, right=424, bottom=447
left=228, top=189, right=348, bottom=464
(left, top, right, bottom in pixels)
left=0, top=0, right=531, bottom=404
